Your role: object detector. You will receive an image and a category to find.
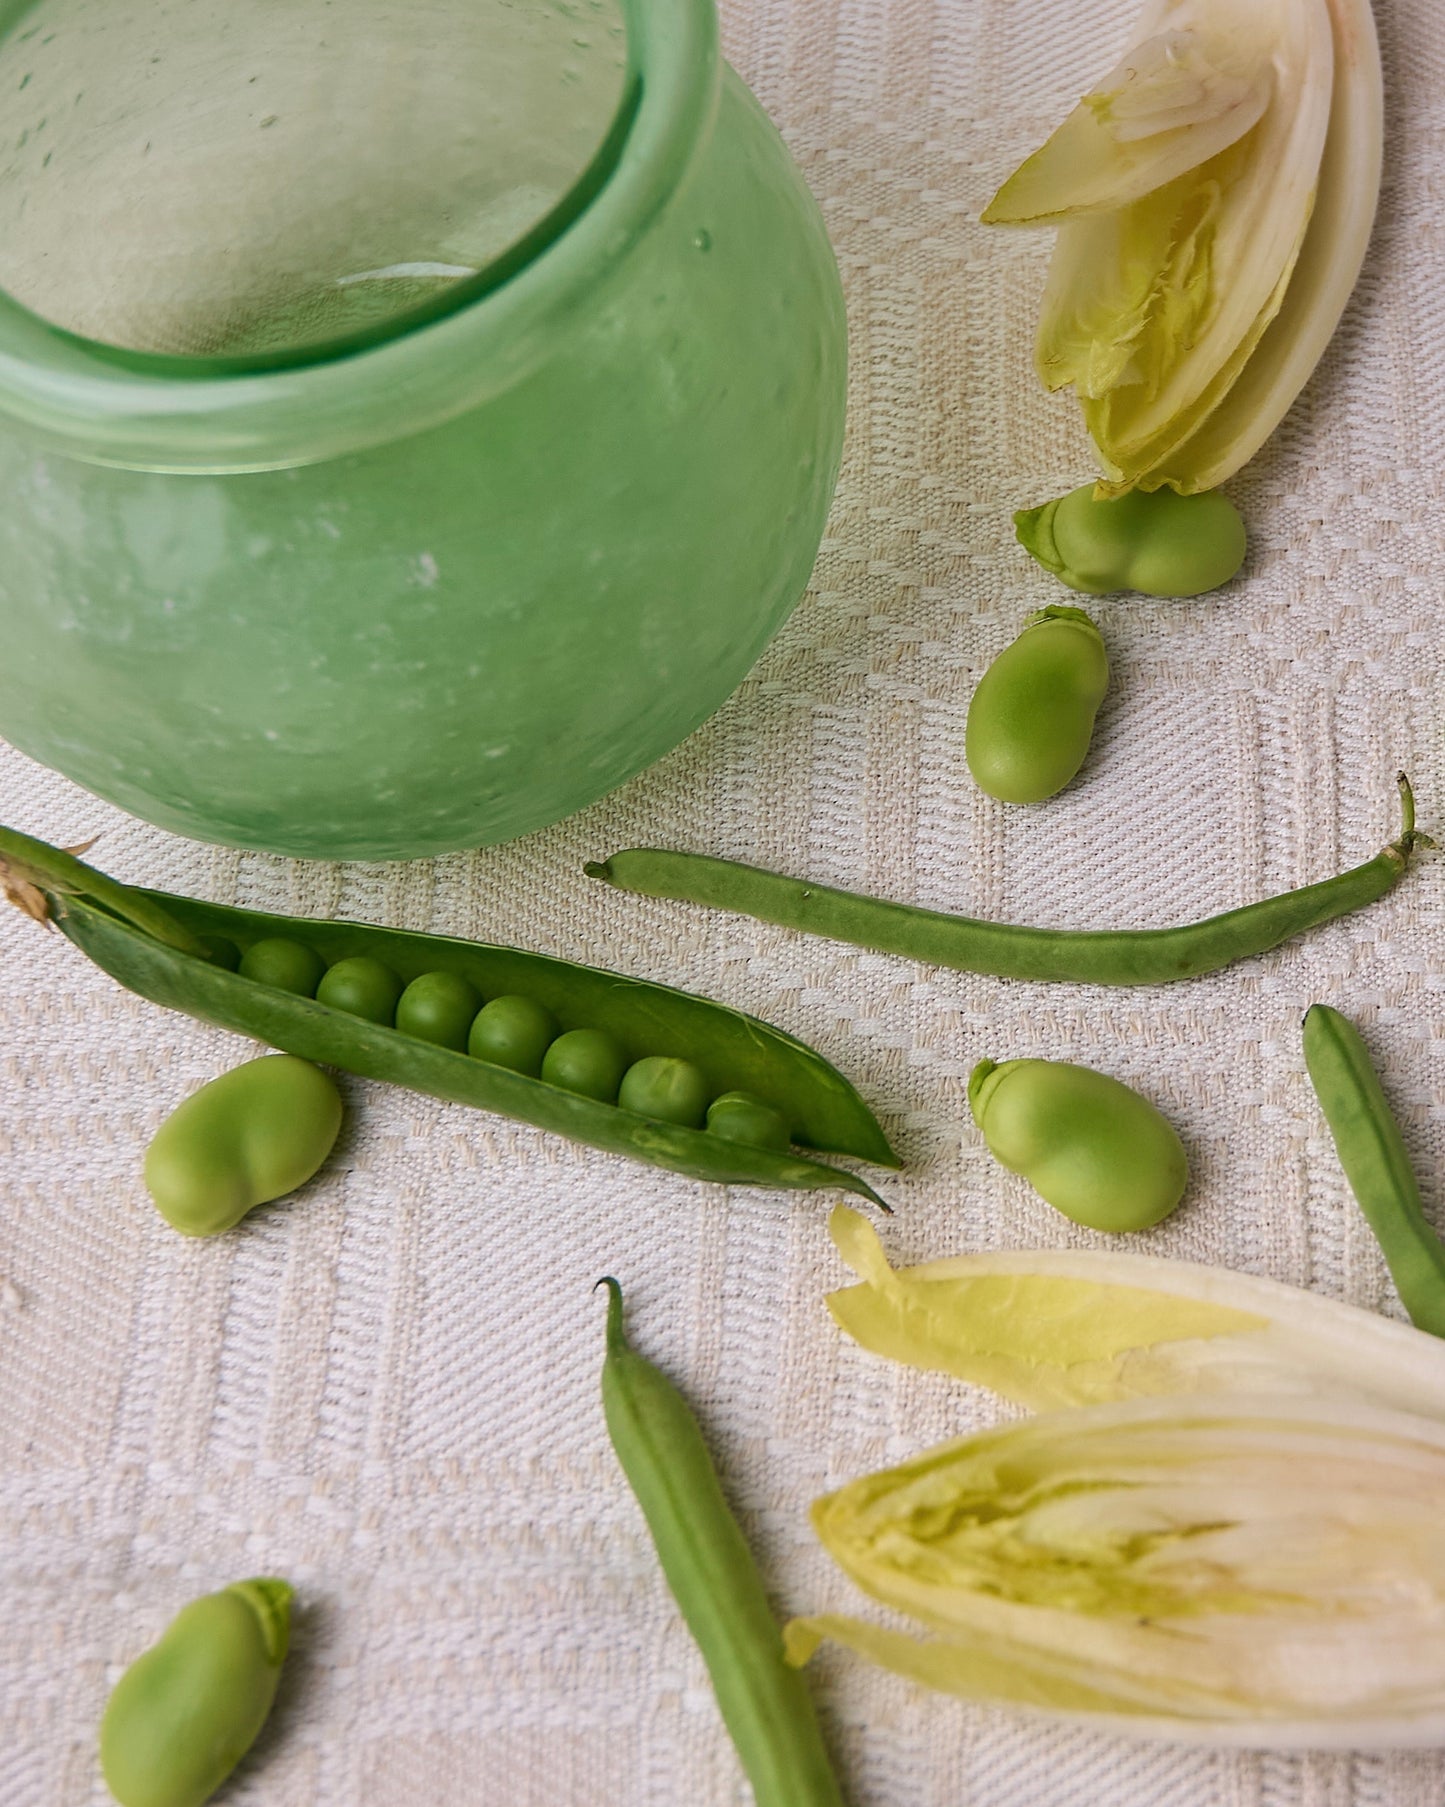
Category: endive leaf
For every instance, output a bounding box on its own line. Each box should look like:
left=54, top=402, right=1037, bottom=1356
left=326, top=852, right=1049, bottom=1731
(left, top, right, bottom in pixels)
left=1135, top=0, right=1383, bottom=490
left=826, top=1206, right=1445, bottom=1419
left=790, top=1396, right=1445, bottom=1746
left=983, top=29, right=1271, bottom=225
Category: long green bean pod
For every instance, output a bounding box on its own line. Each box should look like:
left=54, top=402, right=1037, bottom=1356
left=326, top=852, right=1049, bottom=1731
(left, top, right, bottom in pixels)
left=587, top=777, right=1427, bottom=988
left=0, top=823, right=896, bottom=1204
left=1303, top=1003, right=1445, bottom=1339
left=598, top=1278, right=846, bottom=1807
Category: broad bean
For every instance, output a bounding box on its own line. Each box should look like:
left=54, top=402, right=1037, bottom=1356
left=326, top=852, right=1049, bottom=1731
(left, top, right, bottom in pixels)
left=99, top=1578, right=292, bottom=1807
left=965, top=605, right=1108, bottom=804
left=969, top=1056, right=1187, bottom=1232
left=1015, top=482, right=1247, bottom=599
left=144, top=1055, right=343, bottom=1236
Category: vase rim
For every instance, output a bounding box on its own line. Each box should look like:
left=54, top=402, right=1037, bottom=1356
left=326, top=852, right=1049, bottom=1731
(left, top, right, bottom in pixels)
left=0, top=0, right=722, bottom=473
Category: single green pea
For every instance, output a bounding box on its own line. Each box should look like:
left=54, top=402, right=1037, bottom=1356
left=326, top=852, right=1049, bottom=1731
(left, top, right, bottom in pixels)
left=965, top=605, right=1108, bottom=804
left=315, top=955, right=404, bottom=1024
left=705, top=1091, right=791, bottom=1150
left=468, top=994, right=559, bottom=1076
left=394, top=970, right=483, bottom=1050
left=619, top=1055, right=710, bottom=1128
left=144, top=1055, right=343, bottom=1236
left=1015, top=482, right=1247, bottom=599
left=969, top=1056, right=1187, bottom=1233
left=237, top=937, right=325, bottom=997
left=100, top=1577, right=293, bottom=1807
left=195, top=936, right=240, bottom=972
left=541, top=1027, right=628, bottom=1102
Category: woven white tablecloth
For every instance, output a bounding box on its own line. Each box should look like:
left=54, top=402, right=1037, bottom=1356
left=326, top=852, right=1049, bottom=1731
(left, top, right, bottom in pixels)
left=4, top=0, right=1444, bottom=1800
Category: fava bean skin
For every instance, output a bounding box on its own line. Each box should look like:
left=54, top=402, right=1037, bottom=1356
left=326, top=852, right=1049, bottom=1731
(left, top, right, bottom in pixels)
left=99, top=1578, right=293, bottom=1807
left=394, top=971, right=482, bottom=1050
left=315, top=955, right=403, bottom=1024
left=620, top=1056, right=709, bottom=1128
left=969, top=1057, right=1187, bottom=1232
left=1015, top=483, right=1247, bottom=599
left=144, top=1055, right=343, bottom=1236
left=598, top=1280, right=845, bottom=1807
left=706, top=1091, right=791, bottom=1151
left=542, top=1028, right=628, bottom=1102
left=238, top=937, right=324, bottom=997
left=966, top=606, right=1108, bottom=804
left=468, top=994, right=559, bottom=1075
left=1304, top=1004, right=1445, bottom=1338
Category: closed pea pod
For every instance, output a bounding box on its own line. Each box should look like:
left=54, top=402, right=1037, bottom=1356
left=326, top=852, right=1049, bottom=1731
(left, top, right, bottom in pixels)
left=598, top=1279, right=846, bottom=1807
left=1303, top=1004, right=1445, bottom=1338
left=1015, top=483, right=1248, bottom=599
left=588, top=776, right=1428, bottom=987
left=969, top=1057, right=1188, bottom=1232
left=100, top=1578, right=292, bottom=1807
left=144, top=1055, right=343, bottom=1236
left=0, top=824, right=895, bottom=1203
left=965, top=604, right=1109, bottom=803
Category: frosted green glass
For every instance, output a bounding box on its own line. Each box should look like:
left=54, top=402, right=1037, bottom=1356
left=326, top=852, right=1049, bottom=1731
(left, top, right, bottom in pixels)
left=0, top=0, right=846, bottom=858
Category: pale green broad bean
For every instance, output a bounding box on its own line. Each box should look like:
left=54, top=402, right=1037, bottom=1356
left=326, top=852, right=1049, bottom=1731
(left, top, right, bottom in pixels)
left=965, top=605, right=1108, bottom=804
left=100, top=1578, right=292, bottom=1807
left=969, top=1056, right=1187, bottom=1232
left=1015, top=483, right=1247, bottom=599
left=144, top=1055, right=343, bottom=1236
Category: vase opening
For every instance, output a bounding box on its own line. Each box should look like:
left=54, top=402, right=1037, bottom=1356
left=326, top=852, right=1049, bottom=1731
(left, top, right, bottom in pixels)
left=0, top=0, right=631, bottom=364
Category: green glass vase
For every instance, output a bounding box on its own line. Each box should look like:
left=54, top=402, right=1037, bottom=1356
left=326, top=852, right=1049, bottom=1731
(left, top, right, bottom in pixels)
left=0, top=0, right=846, bottom=858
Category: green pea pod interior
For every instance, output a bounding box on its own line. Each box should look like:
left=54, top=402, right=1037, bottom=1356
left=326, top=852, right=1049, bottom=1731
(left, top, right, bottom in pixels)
left=1, top=825, right=895, bottom=1203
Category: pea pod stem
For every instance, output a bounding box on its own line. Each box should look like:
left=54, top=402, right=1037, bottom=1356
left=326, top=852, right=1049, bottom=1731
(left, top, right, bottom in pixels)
left=597, top=1278, right=847, bottom=1807
left=0, top=821, right=895, bottom=1202
left=587, top=776, right=1427, bottom=988
left=1303, top=1003, right=1445, bottom=1339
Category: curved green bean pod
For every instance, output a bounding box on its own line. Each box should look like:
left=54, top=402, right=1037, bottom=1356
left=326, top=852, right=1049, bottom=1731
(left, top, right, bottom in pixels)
left=587, top=778, right=1427, bottom=988
left=1303, top=1003, right=1445, bottom=1339
left=598, top=1278, right=846, bottom=1807
left=0, top=825, right=896, bottom=1204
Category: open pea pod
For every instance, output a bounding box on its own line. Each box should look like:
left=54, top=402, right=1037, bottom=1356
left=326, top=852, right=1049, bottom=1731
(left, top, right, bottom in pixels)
left=0, top=824, right=897, bottom=1205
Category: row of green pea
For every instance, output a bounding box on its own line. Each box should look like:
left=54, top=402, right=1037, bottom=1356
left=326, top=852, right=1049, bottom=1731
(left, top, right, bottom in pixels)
left=209, top=934, right=791, bottom=1150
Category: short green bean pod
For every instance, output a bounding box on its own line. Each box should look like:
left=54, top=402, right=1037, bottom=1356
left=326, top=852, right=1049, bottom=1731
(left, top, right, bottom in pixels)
left=1015, top=482, right=1247, bottom=599
left=598, top=1279, right=845, bottom=1807
left=969, top=1056, right=1188, bottom=1232
left=144, top=1055, right=343, bottom=1236
left=99, top=1578, right=293, bottom=1807
left=0, top=824, right=895, bottom=1205
left=1304, top=1004, right=1445, bottom=1339
left=966, top=605, right=1109, bottom=803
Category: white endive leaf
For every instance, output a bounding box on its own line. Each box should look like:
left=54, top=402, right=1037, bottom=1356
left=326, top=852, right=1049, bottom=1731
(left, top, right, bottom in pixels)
left=788, top=1396, right=1445, bottom=1746
left=826, top=1207, right=1445, bottom=1421
left=983, top=29, right=1271, bottom=224
left=1135, top=0, right=1383, bottom=489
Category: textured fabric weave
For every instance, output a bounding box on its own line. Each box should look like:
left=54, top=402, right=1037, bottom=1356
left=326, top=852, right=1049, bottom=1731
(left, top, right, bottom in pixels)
left=4, top=0, right=1445, bottom=1800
